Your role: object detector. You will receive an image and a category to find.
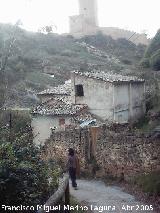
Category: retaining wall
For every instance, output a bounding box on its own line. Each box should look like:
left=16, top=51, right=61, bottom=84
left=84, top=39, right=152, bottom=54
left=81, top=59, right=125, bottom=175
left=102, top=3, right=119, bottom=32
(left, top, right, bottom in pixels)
left=44, top=125, right=160, bottom=180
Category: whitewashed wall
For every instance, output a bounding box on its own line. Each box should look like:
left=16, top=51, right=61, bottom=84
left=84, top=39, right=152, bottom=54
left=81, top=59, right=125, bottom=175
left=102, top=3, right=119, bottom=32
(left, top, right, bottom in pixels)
left=131, top=83, right=146, bottom=120
left=114, top=83, right=130, bottom=123
left=31, top=115, right=71, bottom=145
left=71, top=73, right=145, bottom=123
left=71, top=73, right=114, bottom=121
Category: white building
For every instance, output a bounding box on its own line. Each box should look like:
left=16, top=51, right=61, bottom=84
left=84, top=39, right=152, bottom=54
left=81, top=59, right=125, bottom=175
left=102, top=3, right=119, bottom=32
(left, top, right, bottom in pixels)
left=32, top=70, right=146, bottom=144
left=32, top=81, right=96, bottom=145
left=71, top=71, right=146, bottom=123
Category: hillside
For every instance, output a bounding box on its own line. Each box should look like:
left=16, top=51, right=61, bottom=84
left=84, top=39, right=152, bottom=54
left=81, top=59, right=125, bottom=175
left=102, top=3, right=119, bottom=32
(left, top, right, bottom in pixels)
left=0, top=23, right=146, bottom=107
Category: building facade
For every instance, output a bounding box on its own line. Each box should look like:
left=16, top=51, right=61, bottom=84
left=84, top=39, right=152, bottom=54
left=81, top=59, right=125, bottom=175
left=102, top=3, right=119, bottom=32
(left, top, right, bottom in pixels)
left=32, top=71, right=146, bottom=144
left=32, top=80, right=97, bottom=145
left=71, top=71, right=146, bottom=123
left=31, top=114, right=71, bottom=145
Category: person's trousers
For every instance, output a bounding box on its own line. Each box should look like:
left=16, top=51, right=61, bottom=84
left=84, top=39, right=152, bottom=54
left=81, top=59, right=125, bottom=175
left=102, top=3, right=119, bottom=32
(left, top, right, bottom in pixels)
left=69, top=167, right=77, bottom=187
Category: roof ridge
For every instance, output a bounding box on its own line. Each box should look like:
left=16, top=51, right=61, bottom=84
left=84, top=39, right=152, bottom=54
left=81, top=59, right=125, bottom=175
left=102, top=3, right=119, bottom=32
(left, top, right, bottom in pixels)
left=72, top=70, right=144, bottom=83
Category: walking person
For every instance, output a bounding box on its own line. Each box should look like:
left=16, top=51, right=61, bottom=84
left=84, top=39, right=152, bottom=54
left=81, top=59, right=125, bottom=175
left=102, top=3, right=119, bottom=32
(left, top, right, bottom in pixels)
left=67, top=148, right=80, bottom=190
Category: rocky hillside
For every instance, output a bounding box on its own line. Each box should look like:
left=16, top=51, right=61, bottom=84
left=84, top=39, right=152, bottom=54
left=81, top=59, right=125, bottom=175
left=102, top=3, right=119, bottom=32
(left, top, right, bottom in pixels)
left=0, top=23, right=146, bottom=107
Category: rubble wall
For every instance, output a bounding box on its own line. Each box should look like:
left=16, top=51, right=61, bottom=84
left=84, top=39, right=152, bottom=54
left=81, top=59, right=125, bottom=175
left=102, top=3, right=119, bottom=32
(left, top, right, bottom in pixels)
left=44, top=126, right=160, bottom=180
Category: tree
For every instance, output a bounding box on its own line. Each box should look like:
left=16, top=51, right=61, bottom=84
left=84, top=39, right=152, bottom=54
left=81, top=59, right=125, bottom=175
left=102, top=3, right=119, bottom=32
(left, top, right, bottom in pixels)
left=145, top=29, right=160, bottom=58
left=140, top=29, right=160, bottom=70
left=0, top=111, right=59, bottom=207
left=0, top=27, right=17, bottom=109
left=38, top=24, right=57, bottom=34
left=150, top=49, right=160, bottom=71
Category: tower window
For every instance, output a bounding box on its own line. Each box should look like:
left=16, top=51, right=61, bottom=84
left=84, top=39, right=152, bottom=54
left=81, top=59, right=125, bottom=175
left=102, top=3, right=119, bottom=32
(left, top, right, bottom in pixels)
left=75, top=84, right=84, bottom=96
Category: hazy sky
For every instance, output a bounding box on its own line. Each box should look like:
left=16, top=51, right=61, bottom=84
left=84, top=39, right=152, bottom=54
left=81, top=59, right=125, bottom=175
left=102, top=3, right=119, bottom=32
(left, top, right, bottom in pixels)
left=0, top=0, right=159, bottom=38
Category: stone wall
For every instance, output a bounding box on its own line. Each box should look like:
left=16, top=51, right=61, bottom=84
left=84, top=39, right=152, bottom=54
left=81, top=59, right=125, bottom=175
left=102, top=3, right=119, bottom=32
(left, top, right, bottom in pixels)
left=69, top=27, right=149, bottom=46
left=43, top=125, right=160, bottom=180
left=94, top=126, right=160, bottom=180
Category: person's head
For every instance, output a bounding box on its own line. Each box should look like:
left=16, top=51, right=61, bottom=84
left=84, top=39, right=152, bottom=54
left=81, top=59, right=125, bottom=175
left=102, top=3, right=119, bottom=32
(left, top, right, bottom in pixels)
left=68, top=148, right=74, bottom=156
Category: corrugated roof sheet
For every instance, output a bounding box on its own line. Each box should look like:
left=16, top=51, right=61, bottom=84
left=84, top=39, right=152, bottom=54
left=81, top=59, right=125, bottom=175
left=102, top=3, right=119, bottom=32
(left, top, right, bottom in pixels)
left=80, top=119, right=97, bottom=128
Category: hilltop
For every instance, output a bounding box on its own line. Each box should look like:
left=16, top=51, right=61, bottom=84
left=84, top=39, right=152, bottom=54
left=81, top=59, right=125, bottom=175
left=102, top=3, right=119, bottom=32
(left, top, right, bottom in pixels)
left=0, top=23, right=146, bottom=107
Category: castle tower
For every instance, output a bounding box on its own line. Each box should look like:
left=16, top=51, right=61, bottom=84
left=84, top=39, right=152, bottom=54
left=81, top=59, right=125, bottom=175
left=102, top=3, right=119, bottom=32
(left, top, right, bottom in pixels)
left=79, top=0, right=98, bottom=26
left=69, top=0, right=98, bottom=35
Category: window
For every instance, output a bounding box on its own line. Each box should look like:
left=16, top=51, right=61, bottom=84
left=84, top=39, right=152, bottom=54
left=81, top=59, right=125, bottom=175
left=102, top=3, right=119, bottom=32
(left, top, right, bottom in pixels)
left=75, top=84, right=84, bottom=96
left=59, top=118, right=65, bottom=126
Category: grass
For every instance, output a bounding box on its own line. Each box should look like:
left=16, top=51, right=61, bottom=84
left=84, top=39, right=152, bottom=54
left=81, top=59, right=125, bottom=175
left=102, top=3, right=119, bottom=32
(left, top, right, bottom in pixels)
left=134, top=114, right=160, bottom=134
left=26, top=71, right=57, bottom=87
left=133, top=172, right=160, bottom=196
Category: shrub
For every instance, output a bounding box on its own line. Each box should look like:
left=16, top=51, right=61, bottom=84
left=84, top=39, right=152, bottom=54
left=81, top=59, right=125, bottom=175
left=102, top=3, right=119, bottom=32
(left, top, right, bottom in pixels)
left=145, top=29, right=160, bottom=58
left=134, top=172, right=160, bottom=196
left=141, top=29, right=160, bottom=69
left=140, top=58, right=150, bottom=68
left=150, top=49, right=160, bottom=71
left=121, top=59, right=132, bottom=65
left=0, top=111, right=59, bottom=208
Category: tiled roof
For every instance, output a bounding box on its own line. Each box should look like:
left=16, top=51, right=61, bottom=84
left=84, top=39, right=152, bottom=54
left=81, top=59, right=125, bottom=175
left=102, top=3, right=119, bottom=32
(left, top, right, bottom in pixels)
left=73, top=71, right=144, bottom=83
left=32, top=97, right=87, bottom=116
left=38, top=80, right=71, bottom=95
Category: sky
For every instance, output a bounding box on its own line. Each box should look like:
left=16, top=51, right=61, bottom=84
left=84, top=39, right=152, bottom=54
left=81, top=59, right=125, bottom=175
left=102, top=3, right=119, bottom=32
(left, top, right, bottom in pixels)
left=0, top=0, right=159, bottom=38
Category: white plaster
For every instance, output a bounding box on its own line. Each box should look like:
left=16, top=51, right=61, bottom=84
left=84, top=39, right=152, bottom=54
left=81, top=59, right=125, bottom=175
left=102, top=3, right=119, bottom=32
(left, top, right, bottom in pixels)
left=31, top=115, right=71, bottom=145
left=71, top=73, right=146, bottom=123
left=72, top=74, right=114, bottom=121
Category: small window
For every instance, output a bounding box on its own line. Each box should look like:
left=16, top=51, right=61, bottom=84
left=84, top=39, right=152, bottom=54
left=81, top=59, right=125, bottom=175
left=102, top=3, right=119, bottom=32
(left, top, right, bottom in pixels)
left=75, top=84, right=84, bottom=96
left=59, top=118, right=65, bottom=126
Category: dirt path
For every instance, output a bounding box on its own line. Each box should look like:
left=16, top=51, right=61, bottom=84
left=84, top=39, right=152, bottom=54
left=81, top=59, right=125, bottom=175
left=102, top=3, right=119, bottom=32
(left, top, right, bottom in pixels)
left=70, top=179, right=155, bottom=213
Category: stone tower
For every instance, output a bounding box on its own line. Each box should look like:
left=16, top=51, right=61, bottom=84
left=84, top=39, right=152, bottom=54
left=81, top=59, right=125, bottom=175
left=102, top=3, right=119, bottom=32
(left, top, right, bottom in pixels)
left=79, top=0, right=98, bottom=26
left=69, top=0, right=98, bottom=35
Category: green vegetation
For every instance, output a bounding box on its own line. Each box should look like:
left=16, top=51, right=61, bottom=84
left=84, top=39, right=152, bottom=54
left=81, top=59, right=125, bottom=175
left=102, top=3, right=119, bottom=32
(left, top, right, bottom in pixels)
left=80, top=32, right=146, bottom=65
left=134, top=115, right=160, bottom=134
left=25, top=72, right=57, bottom=90
left=141, top=29, right=160, bottom=70
left=139, top=67, right=160, bottom=126
left=134, top=172, right=160, bottom=196
left=0, top=110, right=60, bottom=208
left=150, top=49, right=160, bottom=70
